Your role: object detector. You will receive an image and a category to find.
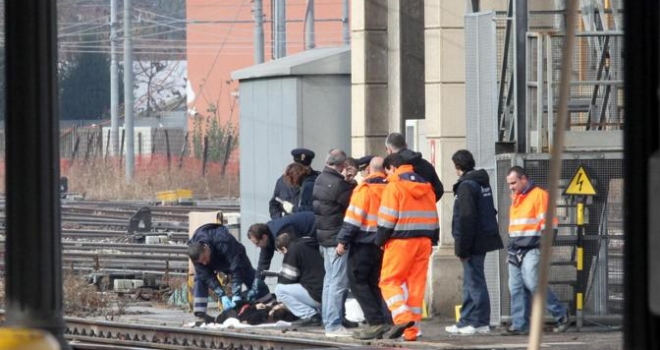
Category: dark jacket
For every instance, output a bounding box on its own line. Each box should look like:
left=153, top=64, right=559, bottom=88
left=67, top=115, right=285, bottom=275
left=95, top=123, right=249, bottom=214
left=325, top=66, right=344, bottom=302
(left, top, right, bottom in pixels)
left=188, top=224, right=256, bottom=295
left=451, top=169, right=504, bottom=258
left=295, top=170, right=320, bottom=213
left=398, top=148, right=444, bottom=202
left=278, top=237, right=325, bottom=302
left=269, top=175, right=300, bottom=219
left=256, top=211, right=317, bottom=277
left=312, top=166, right=356, bottom=247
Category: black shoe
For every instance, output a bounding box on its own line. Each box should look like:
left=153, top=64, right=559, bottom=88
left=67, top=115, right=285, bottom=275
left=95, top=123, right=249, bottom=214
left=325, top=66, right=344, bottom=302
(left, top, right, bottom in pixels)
left=353, top=324, right=391, bottom=340
left=194, top=312, right=215, bottom=326
left=553, top=314, right=570, bottom=333
left=500, top=327, right=529, bottom=336
left=292, top=314, right=322, bottom=327
left=342, top=318, right=359, bottom=329
left=388, top=321, right=414, bottom=339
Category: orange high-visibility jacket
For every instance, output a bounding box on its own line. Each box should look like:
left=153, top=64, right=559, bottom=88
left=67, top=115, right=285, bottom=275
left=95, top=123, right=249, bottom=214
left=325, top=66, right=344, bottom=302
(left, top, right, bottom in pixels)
left=508, top=184, right=558, bottom=252
left=337, top=173, right=388, bottom=245
left=375, top=165, right=439, bottom=246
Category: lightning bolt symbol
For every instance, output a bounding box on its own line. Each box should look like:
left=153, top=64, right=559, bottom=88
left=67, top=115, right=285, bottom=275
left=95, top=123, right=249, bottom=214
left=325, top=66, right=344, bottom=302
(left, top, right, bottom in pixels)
left=576, top=173, right=584, bottom=191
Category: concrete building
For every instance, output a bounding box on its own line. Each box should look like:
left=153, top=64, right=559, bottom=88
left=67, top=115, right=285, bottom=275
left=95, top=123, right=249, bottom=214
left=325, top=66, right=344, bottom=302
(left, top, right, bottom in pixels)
left=351, top=0, right=508, bottom=318
left=185, top=0, right=348, bottom=170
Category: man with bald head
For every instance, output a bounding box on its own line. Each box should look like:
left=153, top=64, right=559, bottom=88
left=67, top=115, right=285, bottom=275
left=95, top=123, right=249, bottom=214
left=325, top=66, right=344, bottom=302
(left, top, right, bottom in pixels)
left=337, top=157, right=392, bottom=339
left=313, top=148, right=357, bottom=337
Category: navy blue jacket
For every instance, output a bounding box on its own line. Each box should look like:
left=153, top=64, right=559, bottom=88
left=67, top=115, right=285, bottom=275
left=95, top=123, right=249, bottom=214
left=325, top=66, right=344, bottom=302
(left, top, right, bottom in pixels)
left=269, top=176, right=300, bottom=219
left=189, top=223, right=256, bottom=296
left=256, top=211, right=317, bottom=277
left=451, top=169, right=504, bottom=258
left=295, top=170, right=320, bottom=213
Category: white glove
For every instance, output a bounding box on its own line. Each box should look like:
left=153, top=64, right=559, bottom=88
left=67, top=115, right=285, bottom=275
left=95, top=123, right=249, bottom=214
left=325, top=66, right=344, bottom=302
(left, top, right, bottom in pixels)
left=275, top=197, right=294, bottom=214
left=282, top=200, right=294, bottom=214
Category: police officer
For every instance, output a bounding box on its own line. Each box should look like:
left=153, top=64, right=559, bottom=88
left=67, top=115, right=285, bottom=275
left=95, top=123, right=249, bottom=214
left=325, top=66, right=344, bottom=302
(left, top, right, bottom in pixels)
left=187, top=223, right=270, bottom=324
left=354, top=155, right=374, bottom=183
left=269, top=148, right=319, bottom=219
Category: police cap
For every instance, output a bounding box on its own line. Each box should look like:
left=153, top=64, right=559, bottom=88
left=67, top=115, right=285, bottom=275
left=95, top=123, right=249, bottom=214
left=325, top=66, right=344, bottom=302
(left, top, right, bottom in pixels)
left=357, top=155, right=374, bottom=171
left=291, top=148, right=315, bottom=166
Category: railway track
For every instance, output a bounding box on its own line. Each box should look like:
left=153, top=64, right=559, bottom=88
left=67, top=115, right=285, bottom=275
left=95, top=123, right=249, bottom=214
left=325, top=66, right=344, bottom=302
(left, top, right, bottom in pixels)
left=0, top=240, right=189, bottom=276
left=64, top=317, right=347, bottom=350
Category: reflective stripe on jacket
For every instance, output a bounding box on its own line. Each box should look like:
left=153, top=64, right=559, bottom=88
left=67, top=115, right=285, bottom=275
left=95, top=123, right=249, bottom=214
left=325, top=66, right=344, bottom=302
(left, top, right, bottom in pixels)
left=375, top=165, right=439, bottom=246
left=337, top=173, right=387, bottom=245
left=508, top=185, right=558, bottom=252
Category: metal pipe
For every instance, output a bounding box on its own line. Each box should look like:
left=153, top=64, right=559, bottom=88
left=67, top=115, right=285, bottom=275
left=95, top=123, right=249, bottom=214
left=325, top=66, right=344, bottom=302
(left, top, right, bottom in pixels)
left=528, top=0, right=579, bottom=349
left=304, top=0, right=316, bottom=49
left=274, top=0, right=286, bottom=58
left=497, top=0, right=513, bottom=141
left=124, top=0, right=135, bottom=182
left=110, top=0, right=119, bottom=157
left=253, top=0, right=265, bottom=63
left=514, top=0, right=527, bottom=152
left=342, top=0, right=350, bottom=45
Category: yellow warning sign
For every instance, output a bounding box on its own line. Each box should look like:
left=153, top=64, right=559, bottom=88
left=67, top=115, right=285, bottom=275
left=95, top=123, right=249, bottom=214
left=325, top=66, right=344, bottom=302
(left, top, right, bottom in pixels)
left=564, top=166, right=597, bottom=196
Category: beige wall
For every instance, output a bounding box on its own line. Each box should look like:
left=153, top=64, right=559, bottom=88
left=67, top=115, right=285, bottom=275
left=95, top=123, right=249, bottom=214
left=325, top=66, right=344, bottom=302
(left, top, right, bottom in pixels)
left=351, top=0, right=509, bottom=317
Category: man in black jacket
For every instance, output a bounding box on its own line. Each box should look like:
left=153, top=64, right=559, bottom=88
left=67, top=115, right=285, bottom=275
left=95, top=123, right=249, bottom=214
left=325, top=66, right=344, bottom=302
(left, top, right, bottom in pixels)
left=313, top=148, right=357, bottom=337
left=272, top=233, right=325, bottom=327
left=445, top=150, right=503, bottom=335
left=385, top=132, right=444, bottom=202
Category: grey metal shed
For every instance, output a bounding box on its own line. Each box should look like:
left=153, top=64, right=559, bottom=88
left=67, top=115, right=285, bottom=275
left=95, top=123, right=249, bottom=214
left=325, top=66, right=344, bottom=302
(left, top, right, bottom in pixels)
left=232, top=47, right=351, bottom=272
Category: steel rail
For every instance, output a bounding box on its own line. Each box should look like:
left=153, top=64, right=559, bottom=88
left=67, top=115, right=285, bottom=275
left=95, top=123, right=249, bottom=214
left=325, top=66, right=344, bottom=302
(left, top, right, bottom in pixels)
left=64, top=317, right=347, bottom=350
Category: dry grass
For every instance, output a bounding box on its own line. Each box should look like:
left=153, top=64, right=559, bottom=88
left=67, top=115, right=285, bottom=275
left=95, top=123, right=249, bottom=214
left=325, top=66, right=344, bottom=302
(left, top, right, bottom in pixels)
left=61, top=156, right=239, bottom=200
left=63, top=272, right=128, bottom=321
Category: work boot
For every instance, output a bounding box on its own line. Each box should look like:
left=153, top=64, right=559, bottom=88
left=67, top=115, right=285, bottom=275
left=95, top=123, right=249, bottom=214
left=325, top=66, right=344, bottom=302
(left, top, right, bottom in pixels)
left=292, top=313, right=322, bottom=327
left=388, top=321, right=415, bottom=339
left=342, top=318, right=359, bottom=328
left=194, top=312, right=215, bottom=327
left=352, top=324, right=391, bottom=340
left=553, top=314, right=570, bottom=333
left=500, top=326, right=529, bottom=336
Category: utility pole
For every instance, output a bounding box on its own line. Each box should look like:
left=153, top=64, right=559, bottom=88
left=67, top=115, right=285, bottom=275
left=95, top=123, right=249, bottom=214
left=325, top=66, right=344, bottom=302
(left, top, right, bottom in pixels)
left=124, top=0, right=135, bottom=181
left=253, top=0, right=265, bottom=63
left=305, top=0, right=315, bottom=49
left=274, top=0, right=286, bottom=58
left=110, top=0, right=119, bottom=156
left=342, top=0, right=349, bottom=45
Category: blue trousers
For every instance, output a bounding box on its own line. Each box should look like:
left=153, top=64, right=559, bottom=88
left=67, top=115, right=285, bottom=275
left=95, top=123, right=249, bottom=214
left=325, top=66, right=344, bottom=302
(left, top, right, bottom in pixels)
left=508, top=248, right=567, bottom=331
left=457, top=254, right=491, bottom=328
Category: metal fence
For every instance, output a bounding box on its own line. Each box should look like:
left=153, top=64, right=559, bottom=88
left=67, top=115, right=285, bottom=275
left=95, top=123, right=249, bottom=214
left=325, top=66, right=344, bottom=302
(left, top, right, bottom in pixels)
left=496, top=153, right=624, bottom=323
left=0, top=126, right=240, bottom=200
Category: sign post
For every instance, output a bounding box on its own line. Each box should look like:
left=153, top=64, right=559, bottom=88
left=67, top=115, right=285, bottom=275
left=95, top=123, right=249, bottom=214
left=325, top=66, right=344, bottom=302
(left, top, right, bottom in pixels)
left=564, top=165, right=597, bottom=330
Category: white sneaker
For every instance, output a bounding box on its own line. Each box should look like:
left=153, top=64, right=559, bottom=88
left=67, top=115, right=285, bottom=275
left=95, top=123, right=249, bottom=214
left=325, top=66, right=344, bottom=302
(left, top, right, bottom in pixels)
left=325, top=326, right=352, bottom=337
left=445, top=324, right=461, bottom=334
left=458, top=325, right=490, bottom=335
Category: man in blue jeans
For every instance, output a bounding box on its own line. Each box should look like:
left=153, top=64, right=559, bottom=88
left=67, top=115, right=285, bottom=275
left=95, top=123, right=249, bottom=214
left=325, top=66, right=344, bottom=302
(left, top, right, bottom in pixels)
left=445, top=150, right=504, bottom=335
left=312, top=149, right=357, bottom=337
left=272, top=233, right=324, bottom=327
left=503, top=166, right=570, bottom=335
